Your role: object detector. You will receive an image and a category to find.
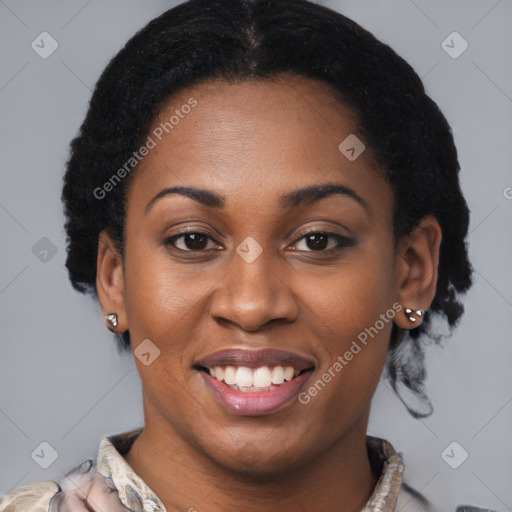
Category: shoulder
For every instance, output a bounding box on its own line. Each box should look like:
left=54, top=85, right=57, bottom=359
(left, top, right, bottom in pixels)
left=0, top=429, right=144, bottom=512
left=0, top=459, right=97, bottom=512
left=368, top=437, right=496, bottom=512
left=0, top=481, right=60, bottom=512
left=0, top=457, right=133, bottom=512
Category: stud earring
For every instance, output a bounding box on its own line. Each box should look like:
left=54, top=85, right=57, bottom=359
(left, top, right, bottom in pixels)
left=404, top=308, right=424, bottom=323
left=105, top=313, right=118, bottom=333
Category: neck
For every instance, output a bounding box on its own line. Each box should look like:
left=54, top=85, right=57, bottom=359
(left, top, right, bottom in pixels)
left=123, top=411, right=377, bottom=512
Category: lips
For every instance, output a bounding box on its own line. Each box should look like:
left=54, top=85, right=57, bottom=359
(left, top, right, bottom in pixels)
left=197, top=348, right=315, bottom=370
left=195, top=349, right=315, bottom=416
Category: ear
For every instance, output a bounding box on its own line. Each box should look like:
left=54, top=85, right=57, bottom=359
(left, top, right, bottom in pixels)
left=394, top=215, right=442, bottom=329
left=96, top=230, right=127, bottom=332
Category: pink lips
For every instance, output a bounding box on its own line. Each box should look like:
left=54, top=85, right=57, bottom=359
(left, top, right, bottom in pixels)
left=196, top=349, right=315, bottom=416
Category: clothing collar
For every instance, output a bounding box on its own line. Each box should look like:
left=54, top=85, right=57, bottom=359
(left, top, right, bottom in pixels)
left=97, top=427, right=164, bottom=512
left=96, top=428, right=404, bottom=512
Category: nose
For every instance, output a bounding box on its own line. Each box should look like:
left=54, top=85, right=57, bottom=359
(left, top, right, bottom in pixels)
left=208, top=247, right=299, bottom=332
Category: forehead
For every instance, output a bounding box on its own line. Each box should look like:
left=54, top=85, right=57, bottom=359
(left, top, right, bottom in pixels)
left=127, top=75, right=389, bottom=217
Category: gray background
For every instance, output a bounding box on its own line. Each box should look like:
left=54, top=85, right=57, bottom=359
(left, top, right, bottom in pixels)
left=1, top=1, right=511, bottom=510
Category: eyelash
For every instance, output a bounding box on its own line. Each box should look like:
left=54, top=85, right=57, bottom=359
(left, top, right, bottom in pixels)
left=163, top=229, right=354, bottom=255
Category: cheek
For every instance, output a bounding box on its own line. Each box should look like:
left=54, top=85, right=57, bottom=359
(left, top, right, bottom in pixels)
left=121, top=237, right=223, bottom=396
left=302, top=240, right=396, bottom=345
left=122, top=237, right=207, bottom=342
left=296, top=241, right=396, bottom=414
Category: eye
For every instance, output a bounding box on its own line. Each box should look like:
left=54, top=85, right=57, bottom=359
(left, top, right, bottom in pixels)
left=164, top=229, right=354, bottom=254
left=164, top=231, right=221, bottom=252
left=290, top=231, right=354, bottom=252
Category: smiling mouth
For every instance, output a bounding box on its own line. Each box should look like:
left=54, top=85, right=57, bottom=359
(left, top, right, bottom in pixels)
left=197, top=364, right=314, bottom=392
left=194, top=348, right=316, bottom=414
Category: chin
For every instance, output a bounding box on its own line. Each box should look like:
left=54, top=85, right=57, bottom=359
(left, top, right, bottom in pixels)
left=202, top=436, right=312, bottom=478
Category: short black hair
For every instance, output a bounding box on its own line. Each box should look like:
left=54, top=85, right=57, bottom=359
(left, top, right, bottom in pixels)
left=62, top=0, right=473, bottom=417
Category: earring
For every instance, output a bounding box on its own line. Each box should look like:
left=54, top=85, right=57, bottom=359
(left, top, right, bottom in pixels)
left=105, top=313, right=118, bottom=333
left=404, top=308, right=424, bottom=323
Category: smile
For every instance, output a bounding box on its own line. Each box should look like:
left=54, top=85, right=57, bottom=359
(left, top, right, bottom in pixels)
left=207, top=365, right=302, bottom=390
left=195, top=349, right=315, bottom=415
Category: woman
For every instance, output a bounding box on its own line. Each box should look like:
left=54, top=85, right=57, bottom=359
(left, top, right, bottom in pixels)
left=0, top=0, right=493, bottom=510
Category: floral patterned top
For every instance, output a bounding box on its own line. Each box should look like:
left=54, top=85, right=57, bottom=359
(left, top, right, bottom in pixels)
left=0, top=429, right=495, bottom=512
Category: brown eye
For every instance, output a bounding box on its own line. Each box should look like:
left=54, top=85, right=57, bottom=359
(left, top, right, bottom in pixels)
left=291, top=231, right=354, bottom=252
left=165, top=232, right=217, bottom=251
left=305, top=233, right=329, bottom=250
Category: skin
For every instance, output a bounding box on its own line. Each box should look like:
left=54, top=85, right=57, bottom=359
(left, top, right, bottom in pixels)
left=96, top=74, right=441, bottom=512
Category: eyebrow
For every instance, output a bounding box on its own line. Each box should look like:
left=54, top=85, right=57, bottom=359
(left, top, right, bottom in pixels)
left=144, top=182, right=369, bottom=214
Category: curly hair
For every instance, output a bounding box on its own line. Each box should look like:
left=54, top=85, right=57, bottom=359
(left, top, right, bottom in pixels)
left=62, top=0, right=473, bottom=417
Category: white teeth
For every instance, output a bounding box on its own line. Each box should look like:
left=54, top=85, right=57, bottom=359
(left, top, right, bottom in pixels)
left=284, top=366, right=294, bottom=381
left=224, top=366, right=237, bottom=385
left=253, top=366, right=272, bottom=388
left=270, top=366, right=285, bottom=385
left=235, top=367, right=254, bottom=388
left=206, top=364, right=306, bottom=389
left=214, top=366, right=224, bottom=382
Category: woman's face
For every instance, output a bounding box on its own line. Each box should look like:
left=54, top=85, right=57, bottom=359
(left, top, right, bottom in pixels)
left=99, top=75, right=414, bottom=474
